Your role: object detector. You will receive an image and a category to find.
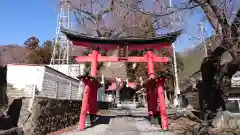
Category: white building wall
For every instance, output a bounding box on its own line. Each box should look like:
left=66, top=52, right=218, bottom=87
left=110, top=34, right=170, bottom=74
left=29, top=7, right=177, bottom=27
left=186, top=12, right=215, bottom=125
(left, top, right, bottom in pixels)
left=48, top=64, right=85, bottom=79
left=41, top=66, right=83, bottom=100
left=47, top=64, right=85, bottom=100
left=7, top=64, right=84, bottom=100
left=7, top=64, right=44, bottom=92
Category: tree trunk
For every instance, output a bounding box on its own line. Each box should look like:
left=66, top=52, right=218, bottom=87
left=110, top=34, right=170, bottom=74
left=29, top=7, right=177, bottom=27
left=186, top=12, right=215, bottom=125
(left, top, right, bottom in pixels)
left=194, top=0, right=240, bottom=121
left=0, top=66, right=8, bottom=108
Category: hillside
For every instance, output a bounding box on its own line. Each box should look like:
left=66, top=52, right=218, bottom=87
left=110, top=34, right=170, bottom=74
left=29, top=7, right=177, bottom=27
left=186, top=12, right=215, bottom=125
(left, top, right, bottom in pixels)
left=178, top=35, right=234, bottom=80
left=178, top=44, right=205, bottom=79
left=178, top=36, right=219, bottom=79
left=0, top=44, right=28, bottom=65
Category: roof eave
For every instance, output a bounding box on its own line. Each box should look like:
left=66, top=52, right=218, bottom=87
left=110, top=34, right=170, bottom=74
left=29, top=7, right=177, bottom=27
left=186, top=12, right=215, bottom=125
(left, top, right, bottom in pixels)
left=61, top=27, right=182, bottom=45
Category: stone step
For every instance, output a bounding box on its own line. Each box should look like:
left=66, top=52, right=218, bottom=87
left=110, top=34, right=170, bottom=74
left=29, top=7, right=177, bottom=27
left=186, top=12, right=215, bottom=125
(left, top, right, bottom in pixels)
left=7, top=90, right=32, bottom=98
left=117, top=103, right=138, bottom=109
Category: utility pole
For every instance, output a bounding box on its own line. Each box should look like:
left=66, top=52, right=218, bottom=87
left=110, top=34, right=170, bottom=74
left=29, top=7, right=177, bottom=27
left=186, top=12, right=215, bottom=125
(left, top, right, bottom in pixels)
left=199, top=21, right=208, bottom=57
left=172, top=42, right=181, bottom=107
left=169, top=0, right=181, bottom=107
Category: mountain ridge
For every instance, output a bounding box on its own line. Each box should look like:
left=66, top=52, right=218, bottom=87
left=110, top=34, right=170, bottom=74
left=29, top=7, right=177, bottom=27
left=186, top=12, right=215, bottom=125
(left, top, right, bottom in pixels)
left=0, top=44, right=28, bottom=65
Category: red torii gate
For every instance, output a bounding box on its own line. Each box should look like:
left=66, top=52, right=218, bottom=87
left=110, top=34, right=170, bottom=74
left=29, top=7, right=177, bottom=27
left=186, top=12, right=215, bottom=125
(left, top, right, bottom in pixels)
left=61, top=28, right=181, bottom=131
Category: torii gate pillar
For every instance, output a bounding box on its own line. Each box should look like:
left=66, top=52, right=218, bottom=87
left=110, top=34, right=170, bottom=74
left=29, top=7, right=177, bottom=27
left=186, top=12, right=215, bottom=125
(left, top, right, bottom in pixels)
left=145, top=50, right=168, bottom=130
left=146, top=50, right=157, bottom=120
left=79, top=49, right=99, bottom=130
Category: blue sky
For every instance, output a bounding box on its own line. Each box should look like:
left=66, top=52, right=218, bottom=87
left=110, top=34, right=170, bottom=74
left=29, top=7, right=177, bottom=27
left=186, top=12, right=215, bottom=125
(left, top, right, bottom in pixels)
left=0, top=0, right=238, bottom=52
left=0, top=0, right=57, bottom=45
left=0, top=0, right=208, bottom=52
left=174, top=7, right=214, bottom=52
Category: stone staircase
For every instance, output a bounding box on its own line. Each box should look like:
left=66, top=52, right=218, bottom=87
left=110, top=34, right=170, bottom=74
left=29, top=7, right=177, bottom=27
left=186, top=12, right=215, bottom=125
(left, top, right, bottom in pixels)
left=7, top=89, right=26, bottom=98
left=7, top=84, right=34, bottom=98
left=117, top=101, right=139, bottom=109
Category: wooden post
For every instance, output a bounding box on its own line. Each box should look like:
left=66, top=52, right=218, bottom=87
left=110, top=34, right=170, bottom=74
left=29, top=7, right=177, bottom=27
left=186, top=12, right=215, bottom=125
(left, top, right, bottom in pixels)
left=55, top=78, right=59, bottom=99
left=116, top=78, right=121, bottom=104
left=68, top=81, right=72, bottom=100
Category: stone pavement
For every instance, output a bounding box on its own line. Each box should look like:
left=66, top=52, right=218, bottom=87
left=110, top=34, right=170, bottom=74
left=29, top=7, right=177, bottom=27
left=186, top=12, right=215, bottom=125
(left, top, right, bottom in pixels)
left=60, top=108, right=176, bottom=135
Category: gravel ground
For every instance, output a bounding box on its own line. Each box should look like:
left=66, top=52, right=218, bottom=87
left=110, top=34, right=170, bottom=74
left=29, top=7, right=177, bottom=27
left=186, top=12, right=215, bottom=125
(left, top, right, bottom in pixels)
left=60, top=108, right=176, bottom=135
left=135, top=117, right=175, bottom=135
left=104, top=116, right=138, bottom=135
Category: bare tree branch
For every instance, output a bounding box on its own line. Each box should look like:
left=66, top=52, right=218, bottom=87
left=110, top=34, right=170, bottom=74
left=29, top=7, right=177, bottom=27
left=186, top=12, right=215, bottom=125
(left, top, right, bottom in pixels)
left=139, top=4, right=198, bottom=18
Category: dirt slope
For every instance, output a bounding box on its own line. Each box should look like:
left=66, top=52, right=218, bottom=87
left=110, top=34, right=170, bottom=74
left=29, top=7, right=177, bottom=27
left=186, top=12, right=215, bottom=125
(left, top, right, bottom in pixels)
left=0, top=44, right=28, bottom=65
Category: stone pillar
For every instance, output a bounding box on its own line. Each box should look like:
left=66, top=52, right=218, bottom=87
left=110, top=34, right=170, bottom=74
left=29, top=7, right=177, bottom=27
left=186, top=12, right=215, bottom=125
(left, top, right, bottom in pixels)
left=116, top=84, right=120, bottom=104
left=115, top=77, right=121, bottom=105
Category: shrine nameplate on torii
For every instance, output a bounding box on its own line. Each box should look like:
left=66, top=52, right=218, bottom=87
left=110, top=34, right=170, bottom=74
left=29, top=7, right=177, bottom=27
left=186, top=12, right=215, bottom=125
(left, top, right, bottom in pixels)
left=61, top=28, right=182, bottom=131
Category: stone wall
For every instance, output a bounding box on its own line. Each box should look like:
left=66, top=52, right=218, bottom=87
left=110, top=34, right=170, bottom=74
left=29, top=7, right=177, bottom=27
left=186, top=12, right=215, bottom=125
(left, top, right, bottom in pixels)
left=22, top=98, right=109, bottom=135
left=184, top=91, right=200, bottom=110
left=0, top=98, right=25, bottom=135
left=23, top=98, right=81, bottom=135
